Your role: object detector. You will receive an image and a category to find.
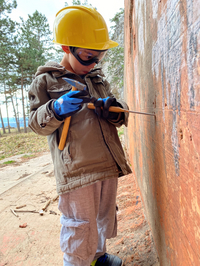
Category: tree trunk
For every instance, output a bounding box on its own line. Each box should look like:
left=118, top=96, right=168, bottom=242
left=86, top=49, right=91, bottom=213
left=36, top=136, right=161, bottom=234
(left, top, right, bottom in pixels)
left=25, top=90, right=29, bottom=119
left=10, top=93, right=20, bottom=133
left=0, top=106, right=6, bottom=135
left=15, top=93, right=20, bottom=131
left=4, top=84, right=10, bottom=133
left=5, top=97, right=10, bottom=133
left=5, top=98, right=10, bottom=133
left=21, top=68, right=27, bottom=133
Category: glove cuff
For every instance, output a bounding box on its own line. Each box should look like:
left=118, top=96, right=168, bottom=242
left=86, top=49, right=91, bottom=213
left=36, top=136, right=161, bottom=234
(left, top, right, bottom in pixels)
left=51, top=101, right=64, bottom=121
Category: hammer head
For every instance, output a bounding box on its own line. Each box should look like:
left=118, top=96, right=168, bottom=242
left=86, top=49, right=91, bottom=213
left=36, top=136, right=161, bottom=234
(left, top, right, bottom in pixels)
left=63, top=77, right=86, bottom=91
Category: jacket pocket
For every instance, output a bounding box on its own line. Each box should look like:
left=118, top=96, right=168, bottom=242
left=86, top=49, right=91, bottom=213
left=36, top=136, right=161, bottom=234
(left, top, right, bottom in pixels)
left=47, top=83, right=71, bottom=99
left=60, top=215, right=90, bottom=260
left=90, top=76, right=108, bottom=98
left=62, top=141, right=72, bottom=164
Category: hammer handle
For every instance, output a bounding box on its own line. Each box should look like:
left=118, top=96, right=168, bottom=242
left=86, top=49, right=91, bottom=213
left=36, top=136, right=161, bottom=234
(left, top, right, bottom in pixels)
left=59, top=100, right=127, bottom=150
left=58, top=86, right=77, bottom=151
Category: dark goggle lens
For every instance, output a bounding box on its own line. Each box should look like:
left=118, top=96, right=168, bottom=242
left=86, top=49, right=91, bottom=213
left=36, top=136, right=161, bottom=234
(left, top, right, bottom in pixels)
left=70, top=47, right=107, bottom=66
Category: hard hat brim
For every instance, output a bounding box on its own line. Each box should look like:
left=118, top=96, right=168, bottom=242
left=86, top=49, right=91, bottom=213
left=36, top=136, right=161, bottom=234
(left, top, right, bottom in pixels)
left=52, top=39, right=119, bottom=50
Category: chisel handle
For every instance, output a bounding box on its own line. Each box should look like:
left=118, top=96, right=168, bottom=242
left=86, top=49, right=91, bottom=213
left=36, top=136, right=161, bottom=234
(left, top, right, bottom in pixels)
left=87, top=103, right=128, bottom=113
left=58, top=86, right=77, bottom=151
left=87, top=103, right=155, bottom=116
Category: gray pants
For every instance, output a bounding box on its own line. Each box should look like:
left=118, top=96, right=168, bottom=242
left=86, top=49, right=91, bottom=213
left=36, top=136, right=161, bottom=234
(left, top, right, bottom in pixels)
left=58, top=177, right=118, bottom=266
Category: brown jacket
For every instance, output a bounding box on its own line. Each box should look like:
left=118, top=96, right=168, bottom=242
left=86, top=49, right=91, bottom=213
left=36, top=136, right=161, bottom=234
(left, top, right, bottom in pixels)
left=28, top=61, right=132, bottom=195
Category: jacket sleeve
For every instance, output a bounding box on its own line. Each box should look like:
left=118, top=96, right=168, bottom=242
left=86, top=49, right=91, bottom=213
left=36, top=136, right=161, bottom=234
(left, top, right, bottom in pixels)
left=28, top=75, right=64, bottom=136
left=104, top=79, right=129, bottom=128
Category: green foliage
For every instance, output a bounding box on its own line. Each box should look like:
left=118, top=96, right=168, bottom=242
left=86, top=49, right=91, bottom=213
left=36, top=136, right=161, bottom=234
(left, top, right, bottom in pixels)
left=22, top=154, right=35, bottom=159
left=16, top=10, right=54, bottom=82
left=3, top=160, right=16, bottom=164
left=110, top=8, right=124, bottom=35
left=65, top=0, right=94, bottom=8
left=105, top=46, right=124, bottom=89
left=0, top=0, right=17, bottom=71
left=72, top=0, right=88, bottom=5
left=0, top=4, right=53, bottom=86
left=0, top=0, right=18, bottom=131
left=118, top=126, right=124, bottom=137
left=0, top=1, right=54, bottom=134
left=102, top=8, right=124, bottom=99
left=0, top=0, right=17, bottom=13
left=72, top=0, right=82, bottom=4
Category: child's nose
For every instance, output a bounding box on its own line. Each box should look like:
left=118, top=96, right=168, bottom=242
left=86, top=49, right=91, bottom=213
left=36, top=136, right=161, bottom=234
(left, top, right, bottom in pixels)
left=87, top=62, right=96, bottom=69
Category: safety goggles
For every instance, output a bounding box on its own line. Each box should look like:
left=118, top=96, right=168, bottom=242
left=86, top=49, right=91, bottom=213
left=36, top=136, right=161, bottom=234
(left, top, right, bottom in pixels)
left=69, top=47, right=107, bottom=66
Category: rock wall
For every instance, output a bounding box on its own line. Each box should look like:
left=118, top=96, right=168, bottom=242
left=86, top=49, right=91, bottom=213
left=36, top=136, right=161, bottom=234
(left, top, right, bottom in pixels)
left=124, top=0, right=200, bottom=265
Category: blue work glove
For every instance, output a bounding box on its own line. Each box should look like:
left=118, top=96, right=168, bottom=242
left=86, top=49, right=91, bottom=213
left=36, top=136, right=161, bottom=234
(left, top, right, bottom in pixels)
left=92, top=96, right=120, bottom=120
left=53, top=90, right=91, bottom=118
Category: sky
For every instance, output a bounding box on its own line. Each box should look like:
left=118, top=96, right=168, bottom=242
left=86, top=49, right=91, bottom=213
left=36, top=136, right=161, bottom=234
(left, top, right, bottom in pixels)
left=10, top=0, right=124, bottom=31
left=1, top=0, right=124, bottom=118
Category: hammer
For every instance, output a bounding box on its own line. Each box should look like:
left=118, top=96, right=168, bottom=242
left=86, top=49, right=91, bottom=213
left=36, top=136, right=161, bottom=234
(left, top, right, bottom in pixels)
left=58, top=78, right=87, bottom=150
left=59, top=77, right=155, bottom=150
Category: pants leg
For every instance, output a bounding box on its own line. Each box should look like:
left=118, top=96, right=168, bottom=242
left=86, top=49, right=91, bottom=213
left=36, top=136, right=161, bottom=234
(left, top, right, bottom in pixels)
left=58, top=177, right=118, bottom=266
left=94, top=178, right=118, bottom=260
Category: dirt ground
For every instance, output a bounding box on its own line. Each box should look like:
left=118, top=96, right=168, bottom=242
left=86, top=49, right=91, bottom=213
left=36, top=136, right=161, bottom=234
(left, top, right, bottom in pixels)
left=0, top=152, right=160, bottom=266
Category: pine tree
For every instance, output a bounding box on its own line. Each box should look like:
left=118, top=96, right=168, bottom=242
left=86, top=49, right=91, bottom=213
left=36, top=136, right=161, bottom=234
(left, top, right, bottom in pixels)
left=0, top=0, right=17, bottom=133
left=15, top=11, right=53, bottom=132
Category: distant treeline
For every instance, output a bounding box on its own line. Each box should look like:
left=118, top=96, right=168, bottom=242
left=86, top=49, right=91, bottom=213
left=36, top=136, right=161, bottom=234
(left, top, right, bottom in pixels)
left=0, top=117, right=28, bottom=128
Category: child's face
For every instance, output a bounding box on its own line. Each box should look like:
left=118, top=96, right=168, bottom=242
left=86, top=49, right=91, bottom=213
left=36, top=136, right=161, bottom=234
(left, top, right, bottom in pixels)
left=69, top=53, right=97, bottom=75
left=62, top=46, right=97, bottom=75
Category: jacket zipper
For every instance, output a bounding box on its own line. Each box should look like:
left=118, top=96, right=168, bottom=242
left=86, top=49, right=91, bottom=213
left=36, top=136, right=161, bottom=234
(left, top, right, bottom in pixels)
left=97, top=118, right=121, bottom=174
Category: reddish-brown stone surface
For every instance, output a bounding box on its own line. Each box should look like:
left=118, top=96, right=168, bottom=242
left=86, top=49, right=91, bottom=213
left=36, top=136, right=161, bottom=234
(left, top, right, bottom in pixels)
left=124, top=0, right=200, bottom=265
left=108, top=174, right=159, bottom=266
left=0, top=155, right=159, bottom=266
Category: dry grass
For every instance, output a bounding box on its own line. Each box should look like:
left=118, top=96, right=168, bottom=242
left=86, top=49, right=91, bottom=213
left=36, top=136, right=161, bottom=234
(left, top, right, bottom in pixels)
left=0, top=131, right=49, bottom=161
left=0, top=127, right=125, bottom=162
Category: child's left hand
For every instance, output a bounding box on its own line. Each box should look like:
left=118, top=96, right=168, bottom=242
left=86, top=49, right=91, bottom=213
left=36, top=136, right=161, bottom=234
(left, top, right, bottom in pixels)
left=92, top=97, right=120, bottom=120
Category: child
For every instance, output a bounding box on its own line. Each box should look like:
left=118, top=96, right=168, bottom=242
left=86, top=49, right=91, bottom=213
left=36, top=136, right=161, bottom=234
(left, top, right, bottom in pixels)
left=28, top=5, right=132, bottom=266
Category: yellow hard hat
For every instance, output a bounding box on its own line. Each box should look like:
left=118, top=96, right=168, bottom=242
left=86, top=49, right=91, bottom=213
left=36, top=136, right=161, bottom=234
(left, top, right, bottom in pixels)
left=53, top=5, right=118, bottom=50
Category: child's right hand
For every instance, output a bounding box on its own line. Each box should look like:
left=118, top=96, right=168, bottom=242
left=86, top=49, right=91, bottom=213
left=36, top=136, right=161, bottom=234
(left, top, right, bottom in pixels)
left=53, top=90, right=91, bottom=118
